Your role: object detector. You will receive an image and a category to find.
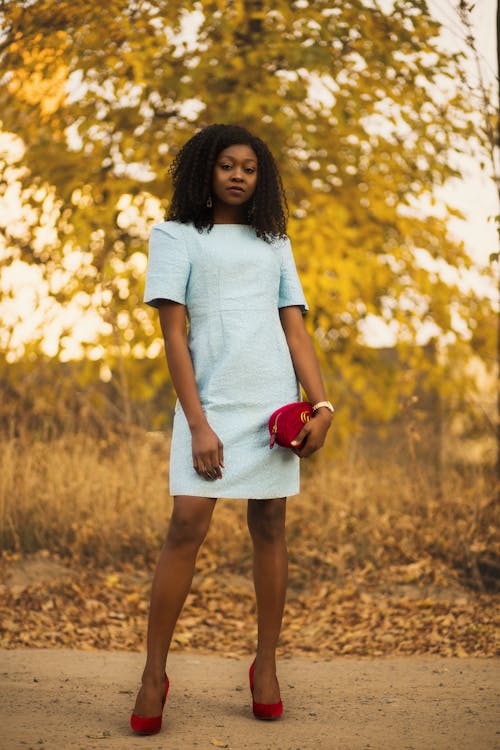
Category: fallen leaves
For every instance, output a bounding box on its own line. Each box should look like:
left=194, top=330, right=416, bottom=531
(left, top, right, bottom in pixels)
left=0, top=553, right=498, bottom=656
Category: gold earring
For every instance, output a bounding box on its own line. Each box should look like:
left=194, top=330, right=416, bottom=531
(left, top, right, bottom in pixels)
left=206, top=195, right=212, bottom=208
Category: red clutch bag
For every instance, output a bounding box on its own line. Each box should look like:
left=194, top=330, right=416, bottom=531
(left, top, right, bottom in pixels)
left=268, top=401, right=313, bottom=449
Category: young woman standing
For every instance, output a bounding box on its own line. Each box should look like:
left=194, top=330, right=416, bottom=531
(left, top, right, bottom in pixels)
left=131, top=124, right=333, bottom=734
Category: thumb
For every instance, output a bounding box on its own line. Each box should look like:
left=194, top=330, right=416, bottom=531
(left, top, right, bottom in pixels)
left=290, top=425, right=309, bottom=447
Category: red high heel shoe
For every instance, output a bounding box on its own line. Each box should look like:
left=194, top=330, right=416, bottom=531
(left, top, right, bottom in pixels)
left=130, top=673, right=169, bottom=735
left=249, top=661, right=283, bottom=720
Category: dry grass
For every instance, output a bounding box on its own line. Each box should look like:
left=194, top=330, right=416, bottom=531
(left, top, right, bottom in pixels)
left=1, top=429, right=498, bottom=656
left=0, top=431, right=169, bottom=565
left=1, top=430, right=497, bottom=592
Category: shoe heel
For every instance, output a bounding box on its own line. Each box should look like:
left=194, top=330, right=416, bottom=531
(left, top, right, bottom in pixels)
left=130, top=674, right=169, bottom=735
left=249, top=661, right=283, bottom=720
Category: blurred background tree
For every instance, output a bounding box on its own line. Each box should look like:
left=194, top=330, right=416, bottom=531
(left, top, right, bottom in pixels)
left=0, top=0, right=496, bottom=445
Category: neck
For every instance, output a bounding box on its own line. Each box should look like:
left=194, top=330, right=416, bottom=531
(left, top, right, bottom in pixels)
left=212, top=202, right=248, bottom=225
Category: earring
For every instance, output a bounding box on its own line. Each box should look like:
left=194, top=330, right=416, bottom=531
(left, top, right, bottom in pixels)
left=206, top=194, right=212, bottom=208
left=247, top=199, right=255, bottom=218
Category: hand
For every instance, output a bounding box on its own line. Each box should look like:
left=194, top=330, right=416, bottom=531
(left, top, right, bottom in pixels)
left=290, top=409, right=332, bottom=458
left=191, top=422, right=224, bottom=480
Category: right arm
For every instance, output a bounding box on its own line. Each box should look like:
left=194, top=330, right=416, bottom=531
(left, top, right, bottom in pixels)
left=158, top=301, right=224, bottom=481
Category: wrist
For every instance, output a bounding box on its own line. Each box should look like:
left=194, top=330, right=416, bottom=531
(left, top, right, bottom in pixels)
left=313, top=407, right=333, bottom=422
left=187, top=414, right=209, bottom=431
left=311, top=400, right=334, bottom=415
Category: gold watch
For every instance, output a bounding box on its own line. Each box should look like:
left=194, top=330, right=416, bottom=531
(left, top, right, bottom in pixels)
left=312, top=401, right=335, bottom=414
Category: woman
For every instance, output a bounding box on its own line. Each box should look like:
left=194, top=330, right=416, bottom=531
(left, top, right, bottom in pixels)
left=131, top=124, right=333, bottom=734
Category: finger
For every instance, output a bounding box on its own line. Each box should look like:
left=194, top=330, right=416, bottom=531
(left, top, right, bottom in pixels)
left=203, top=467, right=215, bottom=481
left=208, top=446, right=223, bottom=478
left=204, top=459, right=219, bottom=480
left=292, top=432, right=314, bottom=457
left=294, top=445, right=310, bottom=459
left=290, top=425, right=309, bottom=448
left=207, top=463, right=221, bottom=480
left=296, top=444, right=315, bottom=458
left=212, top=454, right=222, bottom=479
left=199, top=452, right=214, bottom=472
left=292, top=446, right=305, bottom=458
left=296, top=437, right=322, bottom=458
left=218, top=441, right=224, bottom=468
left=195, top=458, right=211, bottom=479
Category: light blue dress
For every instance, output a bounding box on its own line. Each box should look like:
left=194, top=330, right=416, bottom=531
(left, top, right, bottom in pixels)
left=144, top=221, right=308, bottom=499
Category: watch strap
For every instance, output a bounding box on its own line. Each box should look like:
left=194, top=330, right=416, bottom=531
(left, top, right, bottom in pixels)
left=312, top=400, right=335, bottom=414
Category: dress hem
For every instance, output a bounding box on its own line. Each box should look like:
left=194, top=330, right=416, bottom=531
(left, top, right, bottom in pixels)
left=169, top=489, right=300, bottom=500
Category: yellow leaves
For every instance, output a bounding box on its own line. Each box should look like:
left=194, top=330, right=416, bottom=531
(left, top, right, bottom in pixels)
left=9, top=64, right=68, bottom=118
left=125, top=592, right=140, bottom=605
left=105, top=573, right=120, bottom=588
left=0, top=0, right=495, bottom=449
left=1, top=547, right=498, bottom=657
left=7, top=44, right=69, bottom=119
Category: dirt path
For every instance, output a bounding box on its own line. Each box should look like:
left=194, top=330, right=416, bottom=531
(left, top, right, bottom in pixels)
left=0, top=650, right=498, bottom=750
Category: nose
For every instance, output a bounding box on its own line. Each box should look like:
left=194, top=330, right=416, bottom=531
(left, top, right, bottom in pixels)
left=231, top=167, right=245, bottom=181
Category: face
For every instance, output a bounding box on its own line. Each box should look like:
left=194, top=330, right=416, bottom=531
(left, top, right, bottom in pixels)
left=211, top=144, right=258, bottom=208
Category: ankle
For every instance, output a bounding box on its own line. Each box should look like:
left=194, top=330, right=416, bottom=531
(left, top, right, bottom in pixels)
left=141, top=666, right=167, bottom=686
left=254, top=653, right=277, bottom=671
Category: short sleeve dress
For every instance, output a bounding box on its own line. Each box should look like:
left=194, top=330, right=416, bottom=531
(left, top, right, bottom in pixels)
left=144, top=221, right=308, bottom=499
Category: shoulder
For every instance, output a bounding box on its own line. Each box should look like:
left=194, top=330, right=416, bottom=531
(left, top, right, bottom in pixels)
left=270, top=234, right=294, bottom=263
left=148, top=221, right=193, bottom=264
left=150, top=220, right=186, bottom=240
left=150, top=221, right=197, bottom=252
left=269, top=233, right=290, bottom=248
left=269, top=234, right=292, bottom=253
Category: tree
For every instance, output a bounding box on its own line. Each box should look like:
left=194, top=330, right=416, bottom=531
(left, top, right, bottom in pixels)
left=0, top=0, right=495, bottom=435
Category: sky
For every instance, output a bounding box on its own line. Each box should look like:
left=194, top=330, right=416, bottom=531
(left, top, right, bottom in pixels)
left=360, top=0, right=499, bottom=345
left=424, top=0, right=498, bottom=267
left=0, top=0, right=498, bottom=360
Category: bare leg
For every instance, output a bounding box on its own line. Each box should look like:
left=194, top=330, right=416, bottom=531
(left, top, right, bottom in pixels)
left=247, top=497, right=287, bottom=704
left=133, top=495, right=216, bottom=717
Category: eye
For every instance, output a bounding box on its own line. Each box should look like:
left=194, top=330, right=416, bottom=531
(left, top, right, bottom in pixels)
left=220, top=163, right=232, bottom=170
left=245, top=168, right=256, bottom=174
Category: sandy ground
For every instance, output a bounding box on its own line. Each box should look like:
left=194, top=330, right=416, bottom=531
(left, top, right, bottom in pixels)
left=0, top=650, right=498, bottom=750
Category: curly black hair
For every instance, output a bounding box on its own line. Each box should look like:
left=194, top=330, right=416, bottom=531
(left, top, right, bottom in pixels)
left=166, top=124, right=288, bottom=242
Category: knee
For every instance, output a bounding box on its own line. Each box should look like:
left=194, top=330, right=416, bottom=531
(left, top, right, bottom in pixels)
left=248, top=499, right=286, bottom=544
left=167, top=508, right=211, bottom=550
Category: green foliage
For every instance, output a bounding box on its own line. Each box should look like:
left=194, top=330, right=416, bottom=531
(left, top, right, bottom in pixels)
left=0, top=0, right=495, bottom=434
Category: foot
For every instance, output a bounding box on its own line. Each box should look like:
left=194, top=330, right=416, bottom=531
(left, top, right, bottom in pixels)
left=133, top=675, right=166, bottom=718
left=251, top=658, right=281, bottom=705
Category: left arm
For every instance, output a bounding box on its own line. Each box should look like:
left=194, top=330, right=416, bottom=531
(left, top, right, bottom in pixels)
left=279, top=305, right=333, bottom=458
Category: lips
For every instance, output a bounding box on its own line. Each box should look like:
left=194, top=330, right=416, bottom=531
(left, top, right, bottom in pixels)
left=227, top=186, right=245, bottom=194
